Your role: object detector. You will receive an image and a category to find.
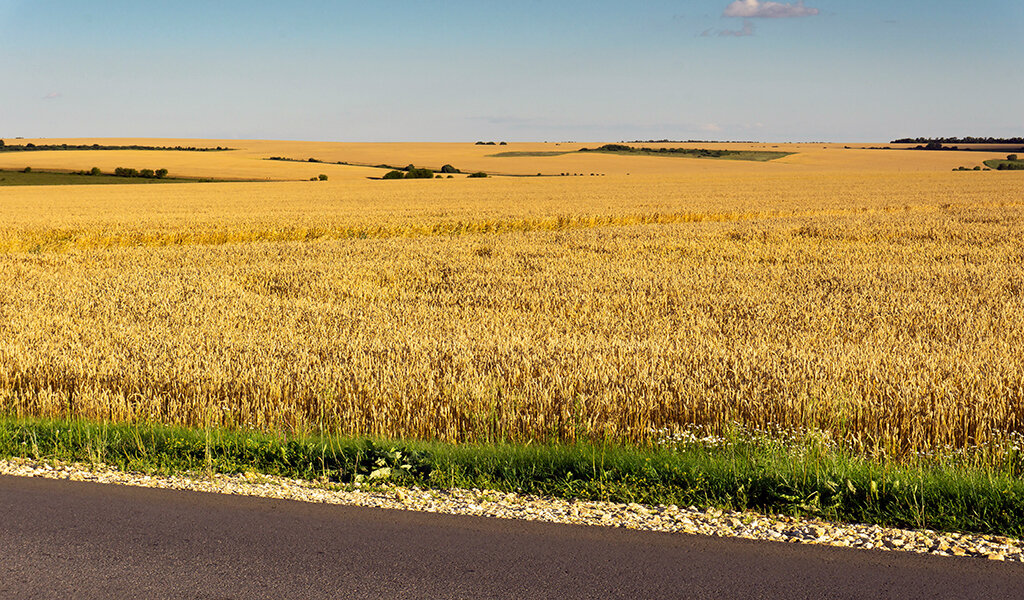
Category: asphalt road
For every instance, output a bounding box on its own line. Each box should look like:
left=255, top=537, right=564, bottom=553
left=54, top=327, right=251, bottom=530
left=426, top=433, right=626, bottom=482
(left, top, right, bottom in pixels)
left=1, top=475, right=1022, bottom=599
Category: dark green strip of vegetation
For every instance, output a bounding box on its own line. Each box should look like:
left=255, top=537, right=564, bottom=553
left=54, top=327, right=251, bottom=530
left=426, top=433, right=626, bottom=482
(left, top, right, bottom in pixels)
left=892, top=137, right=1024, bottom=145
left=3, top=416, right=1024, bottom=538
left=578, top=144, right=792, bottom=161
left=0, top=142, right=231, bottom=152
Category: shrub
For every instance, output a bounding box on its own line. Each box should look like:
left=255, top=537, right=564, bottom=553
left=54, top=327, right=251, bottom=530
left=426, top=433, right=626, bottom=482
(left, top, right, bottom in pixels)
left=21, top=166, right=31, bottom=173
left=405, top=168, right=434, bottom=179
left=0, top=139, right=4, bottom=148
left=467, top=172, right=488, bottom=178
left=140, top=169, right=155, bottom=178
left=440, top=164, right=460, bottom=174
left=1009, top=154, right=1019, bottom=161
left=155, top=168, right=168, bottom=179
left=499, top=141, right=507, bottom=145
left=90, top=167, right=102, bottom=176
left=318, top=174, right=328, bottom=181
left=382, top=170, right=405, bottom=179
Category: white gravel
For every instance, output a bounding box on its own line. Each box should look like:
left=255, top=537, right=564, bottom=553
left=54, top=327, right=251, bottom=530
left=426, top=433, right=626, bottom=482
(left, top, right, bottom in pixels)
left=2, top=456, right=1021, bottom=563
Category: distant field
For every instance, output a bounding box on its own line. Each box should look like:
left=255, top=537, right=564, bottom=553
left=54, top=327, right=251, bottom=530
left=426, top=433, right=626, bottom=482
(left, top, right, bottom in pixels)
left=1, top=152, right=1022, bottom=463
left=0, top=169, right=208, bottom=186
left=0, top=138, right=1016, bottom=179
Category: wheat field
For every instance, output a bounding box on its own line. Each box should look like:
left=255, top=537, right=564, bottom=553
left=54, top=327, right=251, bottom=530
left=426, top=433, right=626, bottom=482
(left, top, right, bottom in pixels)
left=1, top=140, right=1022, bottom=458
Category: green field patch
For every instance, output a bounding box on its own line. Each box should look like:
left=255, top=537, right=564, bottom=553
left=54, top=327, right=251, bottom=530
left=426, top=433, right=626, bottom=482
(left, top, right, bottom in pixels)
left=0, top=167, right=235, bottom=184
left=983, top=159, right=1024, bottom=171
left=579, top=144, right=793, bottom=161
left=486, top=151, right=573, bottom=158
left=0, top=169, right=210, bottom=186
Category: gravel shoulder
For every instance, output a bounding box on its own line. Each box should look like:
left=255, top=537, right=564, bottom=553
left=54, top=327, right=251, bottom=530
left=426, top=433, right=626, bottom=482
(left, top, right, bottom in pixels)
left=2, top=456, right=1021, bottom=563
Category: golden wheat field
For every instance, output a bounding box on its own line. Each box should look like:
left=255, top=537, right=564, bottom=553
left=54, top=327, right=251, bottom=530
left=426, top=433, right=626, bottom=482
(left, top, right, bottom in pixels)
left=1, top=139, right=1022, bottom=457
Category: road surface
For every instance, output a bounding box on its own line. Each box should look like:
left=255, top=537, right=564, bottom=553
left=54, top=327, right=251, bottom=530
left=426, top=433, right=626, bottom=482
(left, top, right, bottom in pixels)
left=1, top=474, right=1021, bottom=599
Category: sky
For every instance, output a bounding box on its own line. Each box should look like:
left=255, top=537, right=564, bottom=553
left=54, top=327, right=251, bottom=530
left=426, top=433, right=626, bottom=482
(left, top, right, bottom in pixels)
left=1, top=1, right=1021, bottom=142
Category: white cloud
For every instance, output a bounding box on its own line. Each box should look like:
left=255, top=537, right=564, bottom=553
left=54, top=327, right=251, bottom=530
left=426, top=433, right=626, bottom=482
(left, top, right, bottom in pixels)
left=723, top=0, right=819, bottom=18
left=43, top=92, right=62, bottom=100
left=700, top=123, right=724, bottom=132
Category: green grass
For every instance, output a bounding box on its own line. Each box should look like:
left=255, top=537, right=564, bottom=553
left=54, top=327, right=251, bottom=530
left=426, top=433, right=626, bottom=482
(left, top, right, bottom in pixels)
left=0, top=169, right=229, bottom=186
left=486, top=151, right=573, bottom=158
left=983, top=159, right=1024, bottom=170
left=579, top=144, right=792, bottom=162
left=2, top=416, right=1024, bottom=538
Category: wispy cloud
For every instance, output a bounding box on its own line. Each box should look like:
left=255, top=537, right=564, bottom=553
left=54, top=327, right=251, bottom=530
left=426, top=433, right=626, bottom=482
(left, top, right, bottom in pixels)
left=723, top=0, right=819, bottom=18
left=718, top=21, right=755, bottom=36
left=699, top=123, right=724, bottom=132
left=42, top=92, right=62, bottom=100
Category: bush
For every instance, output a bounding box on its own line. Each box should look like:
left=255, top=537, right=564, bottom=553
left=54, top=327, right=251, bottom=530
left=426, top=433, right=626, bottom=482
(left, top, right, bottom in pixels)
left=90, top=167, right=102, bottom=176
left=440, top=164, right=460, bottom=174
left=318, top=174, right=328, bottom=181
left=467, top=172, right=488, bottom=178
left=140, top=169, right=155, bottom=178
left=382, top=170, right=405, bottom=179
left=1009, top=154, right=1019, bottom=161
left=405, top=168, right=434, bottom=179
left=155, top=168, right=168, bottom=179
left=21, top=166, right=31, bottom=173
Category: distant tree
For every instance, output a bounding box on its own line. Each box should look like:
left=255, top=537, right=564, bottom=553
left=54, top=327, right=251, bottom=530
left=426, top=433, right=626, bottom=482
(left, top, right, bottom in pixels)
left=155, top=168, right=168, bottom=178
left=924, top=141, right=943, bottom=150
left=90, top=167, right=102, bottom=176
left=21, top=166, right=31, bottom=173
left=0, top=139, right=4, bottom=148
left=318, top=174, right=328, bottom=181
left=1009, top=154, right=1019, bottom=161
left=382, top=170, right=405, bottom=179
left=440, top=164, right=460, bottom=174
left=499, top=141, right=507, bottom=145
left=140, top=169, right=155, bottom=178
left=467, top=172, right=488, bottom=178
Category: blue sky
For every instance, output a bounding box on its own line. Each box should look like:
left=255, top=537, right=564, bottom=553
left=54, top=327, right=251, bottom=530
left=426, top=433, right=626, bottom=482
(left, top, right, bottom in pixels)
left=1, top=1, right=1020, bottom=142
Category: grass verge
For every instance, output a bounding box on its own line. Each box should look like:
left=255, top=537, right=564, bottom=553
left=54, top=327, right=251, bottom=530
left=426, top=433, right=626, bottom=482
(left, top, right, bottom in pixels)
left=2, top=416, right=1023, bottom=538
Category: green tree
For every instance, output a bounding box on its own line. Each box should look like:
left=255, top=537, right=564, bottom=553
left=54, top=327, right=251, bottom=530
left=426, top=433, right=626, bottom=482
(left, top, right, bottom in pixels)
left=155, top=168, right=168, bottom=179
left=1008, top=154, right=1019, bottom=161
left=90, top=167, right=102, bottom=176
left=318, top=174, right=328, bottom=181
